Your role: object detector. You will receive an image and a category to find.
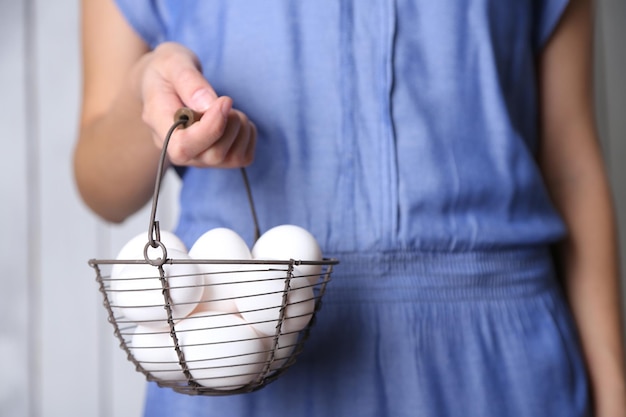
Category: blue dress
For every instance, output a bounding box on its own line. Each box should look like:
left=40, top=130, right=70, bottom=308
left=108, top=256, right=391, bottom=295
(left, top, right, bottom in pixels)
left=114, top=0, right=591, bottom=415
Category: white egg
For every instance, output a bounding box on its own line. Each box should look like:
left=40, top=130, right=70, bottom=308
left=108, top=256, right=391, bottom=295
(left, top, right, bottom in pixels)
left=111, top=249, right=204, bottom=327
left=176, top=312, right=267, bottom=390
left=234, top=269, right=316, bottom=336
left=189, top=228, right=250, bottom=259
left=131, top=325, right=185, bottom=382
left=281, top=286, right=316, bottom=334
left=234, top=268, right=287, bottom=335
left=112, top=231, right=187, bottom=278
left=265, top=331, right=299, bottom=372
left=251, top=225, right=323, bottom=286
left=188, top=228, right=252, bottom=313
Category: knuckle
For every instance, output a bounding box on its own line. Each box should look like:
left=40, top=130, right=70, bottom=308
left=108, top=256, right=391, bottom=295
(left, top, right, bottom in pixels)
left=140, top=104, right=156, bottom=127
left=153, top=44, right=201, bottom=78
left=176, top=66, right=200, bottom=86
left=153, top=43, right=179, bottom=65
left=205, top=147, right=228, bottom=166
left=167, top=143, right=192, bottom=166
left=206, top=122, right=227, bottom=140
left=155, top=42, right=184, bottom=58
left=243, top=144, right=256, bottom=167
left=236, top=153, right=255, bottom=167
left=233, top=109, right=247, bottom=123
left=198, top=154, right=219, bottom=167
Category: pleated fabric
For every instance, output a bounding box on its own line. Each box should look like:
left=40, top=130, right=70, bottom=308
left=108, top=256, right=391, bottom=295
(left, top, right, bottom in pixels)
left=143, top=248, right=590, bottom=417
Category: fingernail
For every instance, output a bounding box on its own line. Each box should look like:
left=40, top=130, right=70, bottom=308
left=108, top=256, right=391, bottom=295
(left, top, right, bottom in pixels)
left=191, top=88, right=215, bottom=112
left=220, top=98, right=232, bottom=118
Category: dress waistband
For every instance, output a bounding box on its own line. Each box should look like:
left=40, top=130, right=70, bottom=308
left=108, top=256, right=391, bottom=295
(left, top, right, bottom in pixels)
left=322, top=246, right=560, bottom=302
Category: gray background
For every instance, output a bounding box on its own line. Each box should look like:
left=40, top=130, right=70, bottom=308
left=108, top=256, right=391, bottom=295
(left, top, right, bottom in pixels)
left=1, top=1, right=624, bottom=416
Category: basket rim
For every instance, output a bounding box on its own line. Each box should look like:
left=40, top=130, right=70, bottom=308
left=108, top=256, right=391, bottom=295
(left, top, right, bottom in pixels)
left=89, top=257, right=339, bottom=267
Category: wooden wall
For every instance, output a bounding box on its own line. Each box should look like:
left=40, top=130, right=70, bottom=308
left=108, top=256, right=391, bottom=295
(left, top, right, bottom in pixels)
left=0, top=1, right=624, bottom=416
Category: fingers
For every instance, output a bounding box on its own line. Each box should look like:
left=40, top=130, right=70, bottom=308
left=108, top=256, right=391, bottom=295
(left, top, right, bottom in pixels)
left=137, top=42, right=256, bottom=168
left=166, top=96, right=232, bottom=164
left=223, top=118, right=257, bottom=167
left=205, top=110, right=256, bottom=167
left=167, top=104, right=257, bottom=168
left=140, top=43, right=218, bottom=144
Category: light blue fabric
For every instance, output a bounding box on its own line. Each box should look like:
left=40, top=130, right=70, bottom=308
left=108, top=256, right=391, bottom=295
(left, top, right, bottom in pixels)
left=141, top=249, right=590, bottom=417
left=116, top=0, right=569, bottom=252
left=113, top=1, right=591, bottom=416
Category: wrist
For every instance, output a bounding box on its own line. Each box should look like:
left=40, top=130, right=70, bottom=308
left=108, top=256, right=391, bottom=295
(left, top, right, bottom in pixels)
left=127, top=51, right=153, bottom=104
left=592, top=373, right=626, bottom=417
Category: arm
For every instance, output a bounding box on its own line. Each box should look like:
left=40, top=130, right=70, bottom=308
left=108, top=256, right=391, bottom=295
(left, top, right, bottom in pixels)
left=74, top=0, right=256, bottom=223
left=537, top=0, right=626, bottom=415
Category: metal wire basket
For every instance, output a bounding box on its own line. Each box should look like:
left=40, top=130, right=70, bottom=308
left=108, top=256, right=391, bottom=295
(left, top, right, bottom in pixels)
left=88, top=108, right=338, bottom=396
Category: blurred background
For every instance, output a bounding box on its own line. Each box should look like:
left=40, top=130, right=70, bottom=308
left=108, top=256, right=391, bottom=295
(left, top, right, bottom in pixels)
left=0, top=1, right=624, bottom=416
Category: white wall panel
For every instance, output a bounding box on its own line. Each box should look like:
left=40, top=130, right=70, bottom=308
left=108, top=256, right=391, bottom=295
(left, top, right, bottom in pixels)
left=34, top=0, right=101, bottom=415
left=0, top=2, right=31, bottom=417
left=30, top=0, right=182, bottom=414
left=31, top=0, right=178, bottom=415
left=596, top=0, right=626, bottom=328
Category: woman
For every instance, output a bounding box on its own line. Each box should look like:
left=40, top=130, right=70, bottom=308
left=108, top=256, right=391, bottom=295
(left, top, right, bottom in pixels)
left=74, top=0, right=625, bottom=415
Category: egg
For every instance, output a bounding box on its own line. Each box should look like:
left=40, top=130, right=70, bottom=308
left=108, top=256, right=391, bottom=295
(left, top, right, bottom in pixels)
left=112, top=231, right=187, bottom=278
left=176, top=312, right=267, bottom=390
left=281, top=286, right=316, bottom=334
left=233, top=268, right=286, bottom=335
left=131, top=325, right=185, bottom=382
left=265, top=330, right=299, bottom=372
left=234, top=269, right=316, bottom=336
left=111, top=249, right=204, bottom=327
left=188, top=228, right=252, bottom=313
left=251, top=225, right=323, bottom=287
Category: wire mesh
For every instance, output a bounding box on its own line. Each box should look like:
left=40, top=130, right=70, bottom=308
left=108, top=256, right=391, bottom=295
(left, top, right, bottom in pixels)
left=89, top=257, right=336, bottom=395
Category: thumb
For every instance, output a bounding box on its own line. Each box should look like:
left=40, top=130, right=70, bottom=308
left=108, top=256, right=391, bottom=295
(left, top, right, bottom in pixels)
left=160, top=45, right=218, bottom=112
left=186, top=84, right=218, bottom=113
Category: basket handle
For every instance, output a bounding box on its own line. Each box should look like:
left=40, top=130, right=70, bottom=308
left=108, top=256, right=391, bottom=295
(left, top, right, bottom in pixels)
left=145, top=108, right=261, bottom=265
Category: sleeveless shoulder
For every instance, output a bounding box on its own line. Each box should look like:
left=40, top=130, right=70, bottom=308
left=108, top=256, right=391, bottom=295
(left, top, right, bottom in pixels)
left=534, top=0, right=570, bottom=48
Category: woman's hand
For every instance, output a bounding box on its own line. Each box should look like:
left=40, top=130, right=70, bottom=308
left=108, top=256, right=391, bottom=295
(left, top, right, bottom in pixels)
left=75, top=0, right=257, bottom=223
left=134, top=42, right=256, bottom=168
